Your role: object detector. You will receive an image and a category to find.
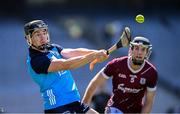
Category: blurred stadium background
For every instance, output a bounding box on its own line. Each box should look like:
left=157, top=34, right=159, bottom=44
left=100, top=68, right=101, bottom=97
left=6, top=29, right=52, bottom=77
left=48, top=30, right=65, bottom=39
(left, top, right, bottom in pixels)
left=0, top=0, right=180, bottom=113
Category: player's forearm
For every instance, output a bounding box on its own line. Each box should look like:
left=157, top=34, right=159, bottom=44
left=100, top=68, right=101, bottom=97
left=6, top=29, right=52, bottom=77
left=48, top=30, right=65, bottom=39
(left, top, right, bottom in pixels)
left=82, top=73, right=106, bottom=105
left=67, top=52, right=97, bottom=69
left=82, top=80, right=97, bottom=105
left=48, top=52, right=97, bottom=72
left=141, top=101, right=153, bottom=113
left=63, top=48, right=98, bottom=58
left=141, top=90, right=156, bottom=113
left=75, top=48, right=97, bottom=55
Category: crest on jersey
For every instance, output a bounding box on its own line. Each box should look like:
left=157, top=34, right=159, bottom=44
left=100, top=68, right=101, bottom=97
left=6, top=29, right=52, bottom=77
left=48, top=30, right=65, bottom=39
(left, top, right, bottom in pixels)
left=140, top=78, right=146, bottom=85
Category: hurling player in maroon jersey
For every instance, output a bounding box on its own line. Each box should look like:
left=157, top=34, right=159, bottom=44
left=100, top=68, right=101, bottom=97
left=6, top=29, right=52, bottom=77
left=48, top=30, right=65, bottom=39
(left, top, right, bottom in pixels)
left=82, top=36, right=158, bottom=113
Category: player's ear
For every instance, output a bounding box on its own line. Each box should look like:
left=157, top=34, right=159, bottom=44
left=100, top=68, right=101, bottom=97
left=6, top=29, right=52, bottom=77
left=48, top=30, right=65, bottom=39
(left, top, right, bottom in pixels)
left=128, top=48, right=132, bottom=57
left=26, top=35, right=32, bottom=46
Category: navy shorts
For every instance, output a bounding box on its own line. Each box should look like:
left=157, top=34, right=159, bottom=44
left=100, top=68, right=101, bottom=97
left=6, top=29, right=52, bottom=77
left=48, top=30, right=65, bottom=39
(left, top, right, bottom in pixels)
left=44, top=101, right=90, bottom=114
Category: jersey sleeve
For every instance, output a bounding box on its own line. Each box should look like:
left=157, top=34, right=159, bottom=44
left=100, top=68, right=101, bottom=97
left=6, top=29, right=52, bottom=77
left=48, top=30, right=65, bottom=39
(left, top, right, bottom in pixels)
left=102, top=59, right=117, bottom=79
left=146, top=68, right=158, bottom=91
left=51, top=43, right=63, bottom=54
left=30, top=55, right=51, bottom=74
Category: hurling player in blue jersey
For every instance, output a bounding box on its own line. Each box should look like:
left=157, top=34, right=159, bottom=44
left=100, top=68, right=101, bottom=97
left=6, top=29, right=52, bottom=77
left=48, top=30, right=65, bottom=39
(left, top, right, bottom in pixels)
left=24, top=20, right=108, bottom=113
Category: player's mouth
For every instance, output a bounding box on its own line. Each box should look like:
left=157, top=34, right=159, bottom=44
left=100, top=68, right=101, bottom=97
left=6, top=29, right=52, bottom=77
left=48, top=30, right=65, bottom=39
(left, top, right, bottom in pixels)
left=135, top=56, right=143, bottom=60
left=40, top=40, right=48, bottom=44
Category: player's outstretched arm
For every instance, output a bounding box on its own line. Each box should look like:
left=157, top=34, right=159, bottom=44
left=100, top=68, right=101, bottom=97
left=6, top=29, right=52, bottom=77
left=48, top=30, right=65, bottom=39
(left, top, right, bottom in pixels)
left=141, top=90, right=156, bottom=113
left=48, top=50, right=108, bottom=72
left=61, top=48, right=99, bottom=58
left=82, top=69, right=107, bottom=105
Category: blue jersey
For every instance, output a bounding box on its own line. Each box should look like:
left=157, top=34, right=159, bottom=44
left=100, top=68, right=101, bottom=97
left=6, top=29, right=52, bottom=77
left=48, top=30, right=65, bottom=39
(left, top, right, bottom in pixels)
left=27, top=44, right=80, bottom=110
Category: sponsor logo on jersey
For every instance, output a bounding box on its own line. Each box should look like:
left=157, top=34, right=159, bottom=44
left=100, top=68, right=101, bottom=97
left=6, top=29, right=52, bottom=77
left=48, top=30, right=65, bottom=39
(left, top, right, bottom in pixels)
left=117, top=83, right=143, bottom=93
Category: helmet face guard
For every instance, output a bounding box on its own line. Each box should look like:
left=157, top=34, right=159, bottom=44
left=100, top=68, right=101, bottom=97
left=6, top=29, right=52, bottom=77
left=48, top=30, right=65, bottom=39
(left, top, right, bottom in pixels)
left=129, top=36, right=152, bottom=65
left=24, top=20, right=50, bottom=50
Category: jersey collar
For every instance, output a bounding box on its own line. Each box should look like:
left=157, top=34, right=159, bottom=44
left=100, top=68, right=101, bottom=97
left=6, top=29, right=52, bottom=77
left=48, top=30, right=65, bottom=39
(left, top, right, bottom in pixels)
left=127, top=56, right=145, bottom=74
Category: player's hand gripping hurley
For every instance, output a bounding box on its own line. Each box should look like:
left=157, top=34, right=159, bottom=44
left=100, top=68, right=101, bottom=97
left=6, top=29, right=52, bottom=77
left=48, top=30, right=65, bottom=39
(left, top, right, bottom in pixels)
left=89, top=27, right=131, bottom=70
